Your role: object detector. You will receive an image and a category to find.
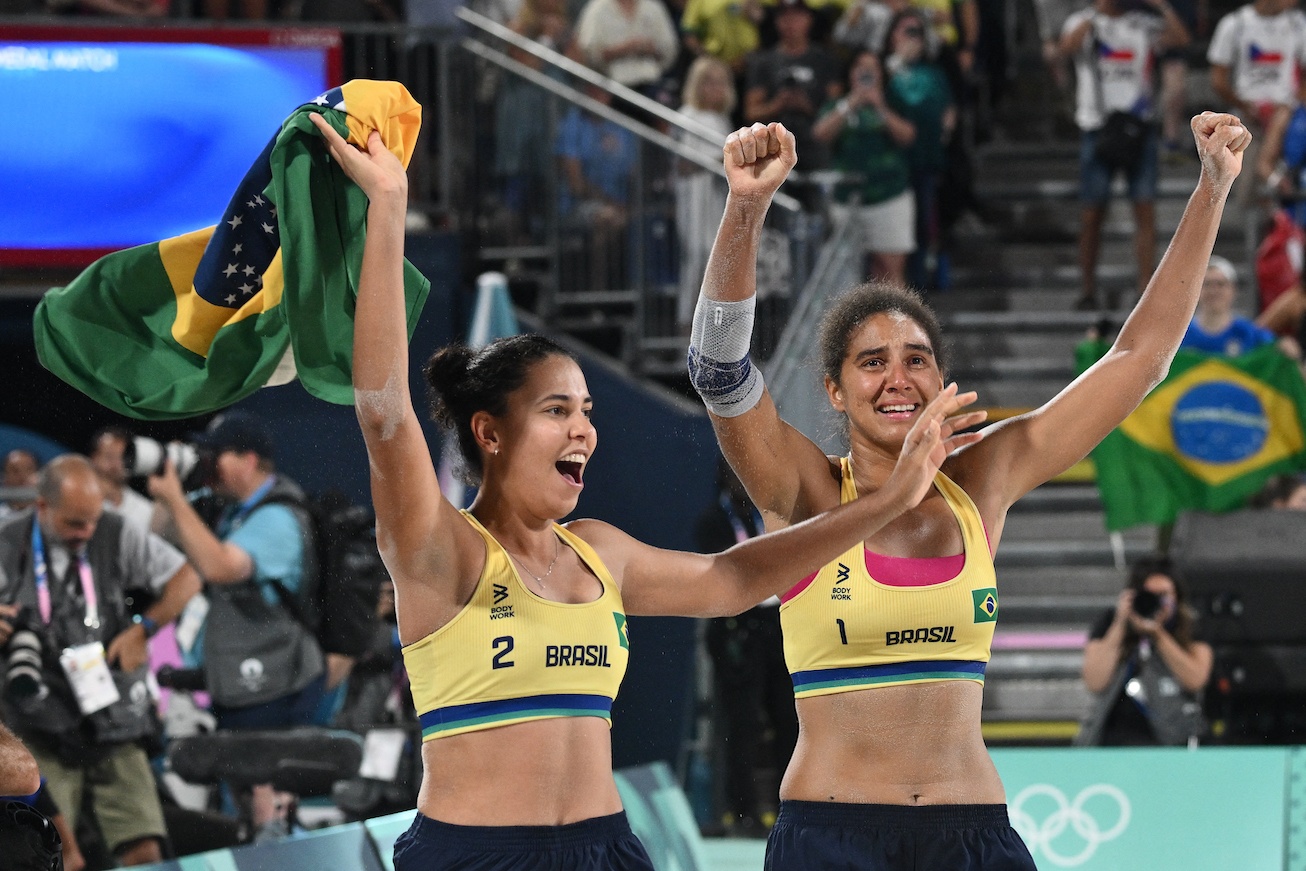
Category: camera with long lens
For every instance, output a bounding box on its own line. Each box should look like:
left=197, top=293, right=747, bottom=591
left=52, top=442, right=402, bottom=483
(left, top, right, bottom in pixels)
left=4, top=607, right=46, bottom=701
left=125, top=437, right=213, bottom=490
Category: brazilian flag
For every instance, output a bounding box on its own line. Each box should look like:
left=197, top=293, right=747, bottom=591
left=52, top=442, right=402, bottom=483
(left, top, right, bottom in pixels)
left=1080, top=342, right=1306, bottom=530
left=33, top=79, right=430, bottom=420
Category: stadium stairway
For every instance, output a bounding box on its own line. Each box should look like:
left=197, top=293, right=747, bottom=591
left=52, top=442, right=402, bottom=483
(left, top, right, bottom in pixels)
left=940, top=136, right=1245, bottom=742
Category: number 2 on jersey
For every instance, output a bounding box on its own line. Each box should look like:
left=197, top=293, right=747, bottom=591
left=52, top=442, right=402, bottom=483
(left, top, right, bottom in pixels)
left=492, top=635, right=515, bottom=668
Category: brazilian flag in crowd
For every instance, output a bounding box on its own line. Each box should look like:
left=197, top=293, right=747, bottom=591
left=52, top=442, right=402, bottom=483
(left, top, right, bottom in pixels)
left=1078, top=341, right=1306, bottom=529
left=33, top=79, right=430, bottom=420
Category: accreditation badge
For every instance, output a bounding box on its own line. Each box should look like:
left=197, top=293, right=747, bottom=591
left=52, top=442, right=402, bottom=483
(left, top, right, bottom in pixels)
left=59, top=642, right=121, bottom=715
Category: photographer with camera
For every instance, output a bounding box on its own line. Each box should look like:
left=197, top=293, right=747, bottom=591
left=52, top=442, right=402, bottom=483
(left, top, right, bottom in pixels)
left=0, top=455, right=200, bottom=866
left=146, top=411, right=330, bottom=842
left=1077, top=555, right=1213, bottom=746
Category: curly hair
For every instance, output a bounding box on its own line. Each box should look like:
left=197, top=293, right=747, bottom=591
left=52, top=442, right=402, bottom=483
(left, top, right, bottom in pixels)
left=816, top=281, right=947, bottom=386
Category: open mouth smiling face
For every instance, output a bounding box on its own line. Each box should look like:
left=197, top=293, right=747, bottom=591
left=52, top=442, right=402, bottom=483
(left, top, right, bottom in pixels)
left=556, top=452, right=586, bottom=487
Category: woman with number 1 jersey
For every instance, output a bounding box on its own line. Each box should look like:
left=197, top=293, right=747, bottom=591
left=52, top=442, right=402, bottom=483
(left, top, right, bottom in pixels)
left=687, top=113, right=1249, bottom=870
left=307, top=114, right=983, bottom=870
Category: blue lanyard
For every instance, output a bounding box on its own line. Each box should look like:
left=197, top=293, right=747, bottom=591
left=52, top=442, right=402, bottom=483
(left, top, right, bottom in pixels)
left=227, top=476, right=277, bottom=530
left=31, top=521, right=98, bottom=629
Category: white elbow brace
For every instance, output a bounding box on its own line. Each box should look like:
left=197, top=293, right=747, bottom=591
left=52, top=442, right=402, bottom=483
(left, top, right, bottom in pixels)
left=687, top=295, right=765, bottom=418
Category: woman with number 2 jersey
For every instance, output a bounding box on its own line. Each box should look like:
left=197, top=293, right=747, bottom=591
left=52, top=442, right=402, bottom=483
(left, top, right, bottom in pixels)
left=687, top=112, right=1248, bottom=869
left=307, top=113, right=983, bottom=870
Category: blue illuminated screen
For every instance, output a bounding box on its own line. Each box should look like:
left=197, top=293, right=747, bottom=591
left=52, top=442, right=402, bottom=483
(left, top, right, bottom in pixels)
left=1, top=41, right=330, bottom=251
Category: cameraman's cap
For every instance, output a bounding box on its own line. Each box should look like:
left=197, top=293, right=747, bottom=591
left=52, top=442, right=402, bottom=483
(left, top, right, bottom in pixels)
left=194, top=411, right=274, bottom=460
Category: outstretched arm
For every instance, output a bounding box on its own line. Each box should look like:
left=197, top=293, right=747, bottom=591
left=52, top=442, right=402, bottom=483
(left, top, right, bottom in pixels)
left=309, top=115, right=482, bottom=617
left=957, top=113, right=1249, bottom=514
left=601, top=385, right=986, bottom=616
left=690, top=123, right=840, bottom=527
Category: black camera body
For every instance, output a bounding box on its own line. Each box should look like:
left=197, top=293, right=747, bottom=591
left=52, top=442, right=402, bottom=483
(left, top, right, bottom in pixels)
left=1133, top=589, right=1163, bottom=620
left=3, top=607, right=46, bottom=701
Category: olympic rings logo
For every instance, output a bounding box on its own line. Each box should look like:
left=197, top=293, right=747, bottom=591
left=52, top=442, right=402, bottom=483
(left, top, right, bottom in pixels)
left=1009, top=783, right=1131, bottom=867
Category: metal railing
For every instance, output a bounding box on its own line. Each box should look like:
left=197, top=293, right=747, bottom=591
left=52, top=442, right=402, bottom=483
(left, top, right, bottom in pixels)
left=449, top=10, right=832, bottom=372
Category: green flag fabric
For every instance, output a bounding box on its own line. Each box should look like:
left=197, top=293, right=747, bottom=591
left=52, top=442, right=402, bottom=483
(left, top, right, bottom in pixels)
left=33, top=79, right=430, bottom=420
left=1078, top=343, right=1306, bottom=530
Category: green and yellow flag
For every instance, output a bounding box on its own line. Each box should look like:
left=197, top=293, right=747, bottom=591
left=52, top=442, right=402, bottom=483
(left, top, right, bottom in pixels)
left=34, top=79, right=430, bottom=420
left=1080, top=343, right=1306, bottom=529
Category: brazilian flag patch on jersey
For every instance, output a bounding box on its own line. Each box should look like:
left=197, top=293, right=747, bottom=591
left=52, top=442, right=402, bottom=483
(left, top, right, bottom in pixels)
left=614, top=613, right=629, bottom=649
left=972, top=588, right=999, bottom=623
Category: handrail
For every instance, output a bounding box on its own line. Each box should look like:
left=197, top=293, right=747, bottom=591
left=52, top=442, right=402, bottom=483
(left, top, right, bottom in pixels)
left=456, top=5, right=806, bottom=213
left=460, top=36, right=805, bottom=212
left=457, top=6, right=723, bottom=147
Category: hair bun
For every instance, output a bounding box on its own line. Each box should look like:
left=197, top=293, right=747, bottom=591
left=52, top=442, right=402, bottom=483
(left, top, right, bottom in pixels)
left=424, top=344, right=475, bottom=425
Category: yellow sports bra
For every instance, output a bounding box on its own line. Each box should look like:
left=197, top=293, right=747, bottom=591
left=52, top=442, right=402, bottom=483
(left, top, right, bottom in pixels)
left=403, top=511, right=630, bottom=741
left=780, top=457, right=998, bottom=699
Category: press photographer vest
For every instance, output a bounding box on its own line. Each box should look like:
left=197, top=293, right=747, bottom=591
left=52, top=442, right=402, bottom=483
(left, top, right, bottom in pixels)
left=1074, top=635, right=1206, bottom=746
left=0, top=511, right=157, bottom=759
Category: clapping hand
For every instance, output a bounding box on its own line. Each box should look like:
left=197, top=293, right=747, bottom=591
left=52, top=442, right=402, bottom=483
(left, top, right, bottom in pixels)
left=888, top=383, right=987, bottom=510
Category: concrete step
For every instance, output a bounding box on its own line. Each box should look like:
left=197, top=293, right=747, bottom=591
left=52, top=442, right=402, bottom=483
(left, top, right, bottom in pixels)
left=1000, top=510, right=1124, bottom=541
left=965, top=380, right=1069, bottom=409
left=953, top=357, right=1076, bottom=381
left=993, top=537, right=1154, bottom=568
left=954, top=332, right=1082, bottom=365
left=997, top=594, right=1116, bottom=625
left=942, top=310, right=1112, bottom=333
left=988, top=649, right=1084, bottom=680
left=995, top=564, right=1125, bottom=598
left=976, top=174, right=1200, bottom=202
left=1010, top=484, right=1102, bottom=513
left=983, top=677, right=1093, bottom=721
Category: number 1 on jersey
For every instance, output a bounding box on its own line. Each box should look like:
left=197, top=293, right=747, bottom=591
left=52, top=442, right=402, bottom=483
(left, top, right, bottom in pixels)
left=836, top=619, right=848, bottom=645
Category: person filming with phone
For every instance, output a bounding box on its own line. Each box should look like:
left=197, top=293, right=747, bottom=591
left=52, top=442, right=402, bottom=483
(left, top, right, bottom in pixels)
left=813, top=47, right=918, bottom=287
left=1077, top=555, right=1213, bottom=746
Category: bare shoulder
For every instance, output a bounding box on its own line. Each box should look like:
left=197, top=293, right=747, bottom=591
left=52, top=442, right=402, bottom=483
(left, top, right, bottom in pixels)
left=562, top=517, right=641, bottom=583
left=941, top=438, right=1009, bottom=520
left=562, top=517, right=625, bottom=545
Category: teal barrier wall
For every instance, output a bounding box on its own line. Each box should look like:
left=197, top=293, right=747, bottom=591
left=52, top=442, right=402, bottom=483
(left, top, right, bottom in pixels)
left=137, top=749, right=1306, bottom=871
left=993, top=747, right=1293, bottom=870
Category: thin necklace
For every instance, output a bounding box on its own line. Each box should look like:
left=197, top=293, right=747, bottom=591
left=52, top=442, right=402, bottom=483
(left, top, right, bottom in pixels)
left=508, top=534, right=561, bottom=587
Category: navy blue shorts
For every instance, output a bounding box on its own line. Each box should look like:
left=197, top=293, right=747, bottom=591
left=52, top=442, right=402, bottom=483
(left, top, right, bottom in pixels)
left=765, top=800, right=1037, bottom=871
left=392, top=810, right=654, bottom=871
